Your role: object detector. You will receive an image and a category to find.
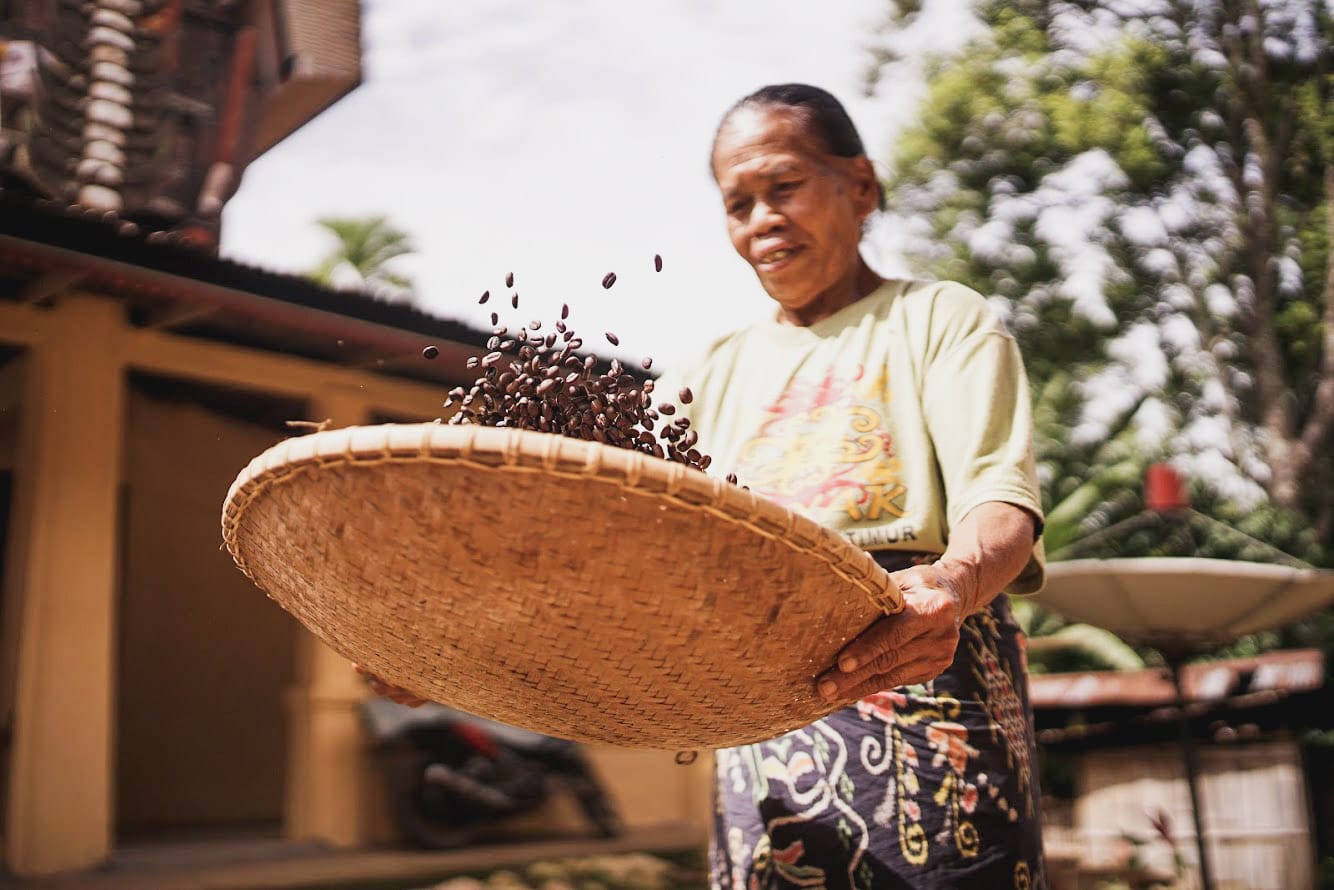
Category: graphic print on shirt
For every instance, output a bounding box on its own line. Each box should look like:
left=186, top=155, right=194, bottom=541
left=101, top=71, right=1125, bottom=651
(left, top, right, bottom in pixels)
left=733, top=363, right=915, bottom=543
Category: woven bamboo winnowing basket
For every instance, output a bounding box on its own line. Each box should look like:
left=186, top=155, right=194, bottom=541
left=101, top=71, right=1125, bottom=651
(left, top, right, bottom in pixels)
left=221, top=423, right=904, bottom=749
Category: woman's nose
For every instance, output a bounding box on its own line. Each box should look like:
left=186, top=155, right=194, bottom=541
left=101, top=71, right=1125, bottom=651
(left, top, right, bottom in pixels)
left=748, top=200, right=784, bottom=236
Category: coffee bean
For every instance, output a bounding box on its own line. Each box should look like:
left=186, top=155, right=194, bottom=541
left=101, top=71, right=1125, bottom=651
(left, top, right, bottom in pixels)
left=479, top=290, right=490, bottom=304
left=506, top=272, right=515, bottom=288
left=511, top=293, right=519, bottom=308
left=654, top=254, right=663, bottom=272
left=448, top=295, right=727, bottom=479
left=601, top=272, right=617, bottom=289
left=679, top=387, right=693, bottom=405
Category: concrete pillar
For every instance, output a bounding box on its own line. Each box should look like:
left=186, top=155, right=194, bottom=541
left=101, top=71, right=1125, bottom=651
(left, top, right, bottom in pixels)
left=282, top=386, right=391, bottom=845
left=4, top=295, right=125, bottom=875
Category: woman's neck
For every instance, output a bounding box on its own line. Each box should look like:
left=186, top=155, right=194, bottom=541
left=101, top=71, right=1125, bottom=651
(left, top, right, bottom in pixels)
left=776, top=260, right=883, bottom=327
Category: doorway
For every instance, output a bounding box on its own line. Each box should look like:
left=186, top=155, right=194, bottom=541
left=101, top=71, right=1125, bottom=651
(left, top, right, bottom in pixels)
left=116, top=373, right=303, bottom=840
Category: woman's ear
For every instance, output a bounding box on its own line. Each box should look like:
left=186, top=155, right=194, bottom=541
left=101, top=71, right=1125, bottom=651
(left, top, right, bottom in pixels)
left=849, top=155, right=880, bottom=217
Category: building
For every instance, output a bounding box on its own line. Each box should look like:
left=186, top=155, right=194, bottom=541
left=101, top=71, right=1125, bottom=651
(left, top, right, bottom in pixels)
left=0, top=3, right=710, bottom=879
left=1032, top=649, right=1328, bottom=890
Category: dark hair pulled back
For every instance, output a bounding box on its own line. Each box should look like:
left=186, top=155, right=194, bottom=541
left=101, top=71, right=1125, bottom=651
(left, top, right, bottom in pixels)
left=714, top=83, right=886, bottom=210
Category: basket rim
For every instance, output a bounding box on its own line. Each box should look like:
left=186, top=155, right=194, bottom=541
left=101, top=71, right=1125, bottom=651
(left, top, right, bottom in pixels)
left=221, top=423, right=904, bottom=617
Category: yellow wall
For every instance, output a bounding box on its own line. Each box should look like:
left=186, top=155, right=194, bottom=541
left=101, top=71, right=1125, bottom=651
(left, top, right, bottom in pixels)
left=0, top=293, right=712, bottom=876
left=117, top=386, right=299, bottom=835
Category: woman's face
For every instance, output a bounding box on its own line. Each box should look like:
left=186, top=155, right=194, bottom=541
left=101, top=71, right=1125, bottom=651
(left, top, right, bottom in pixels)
left=711, top=106, right=879, bottom=324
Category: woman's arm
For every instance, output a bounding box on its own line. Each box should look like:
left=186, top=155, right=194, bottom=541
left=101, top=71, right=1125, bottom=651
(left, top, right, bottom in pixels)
left=933, top=500, right=1040, bottom=617
left=815, top=500, right=1037, bottom=703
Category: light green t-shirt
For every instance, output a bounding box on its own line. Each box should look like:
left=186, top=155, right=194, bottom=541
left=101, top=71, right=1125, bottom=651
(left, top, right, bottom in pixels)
left=661, top=278, right=1046, bottom=594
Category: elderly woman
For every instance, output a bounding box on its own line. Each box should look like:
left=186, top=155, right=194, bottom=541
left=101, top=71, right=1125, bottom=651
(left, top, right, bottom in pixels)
left=369, top=82, right=1048, bottom=889
left=671, top=83, right=1048, bottom=889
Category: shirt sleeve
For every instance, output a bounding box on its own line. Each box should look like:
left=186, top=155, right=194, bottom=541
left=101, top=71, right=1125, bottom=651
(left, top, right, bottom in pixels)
left=919, top=290, right=1047, bottom=593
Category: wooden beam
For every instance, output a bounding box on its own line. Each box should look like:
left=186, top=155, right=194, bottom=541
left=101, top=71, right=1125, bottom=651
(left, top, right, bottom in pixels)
left=4, top=296, right=123, bottom=875
left=0, top=294, right=56, bottom=347
left=18, top=270, right=84, bottom=305
left=0, top=297, right=451, bottom=419
left=140, top=302, right=219, bottom=330
left=123, top=322, right=448, bottom=420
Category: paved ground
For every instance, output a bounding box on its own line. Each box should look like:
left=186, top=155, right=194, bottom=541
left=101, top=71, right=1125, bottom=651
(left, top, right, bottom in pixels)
left=0, top=825, right=705, bottom=890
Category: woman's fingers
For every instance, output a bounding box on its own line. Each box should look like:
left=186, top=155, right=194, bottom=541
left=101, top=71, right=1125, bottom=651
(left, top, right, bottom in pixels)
left=815, top=572, right=966, bottom=702
left=832, top=613, right=915, bottom=675
left=827, top=656, right=946, bottom=702
left=817, top=624, right=957, bottom=701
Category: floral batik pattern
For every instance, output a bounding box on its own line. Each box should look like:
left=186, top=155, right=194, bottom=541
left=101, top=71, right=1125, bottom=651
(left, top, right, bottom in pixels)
left=709, top=596, right=1046, bottom=890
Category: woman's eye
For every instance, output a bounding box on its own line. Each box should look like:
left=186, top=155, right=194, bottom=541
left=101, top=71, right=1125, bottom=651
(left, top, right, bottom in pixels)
left=774, top=180, right=801, bottom=195
left=727, top=199, right=751, bottom=216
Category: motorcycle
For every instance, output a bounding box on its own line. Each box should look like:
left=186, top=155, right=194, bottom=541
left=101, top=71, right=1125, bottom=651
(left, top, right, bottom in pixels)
left=361, top=696, right=623, bottom=849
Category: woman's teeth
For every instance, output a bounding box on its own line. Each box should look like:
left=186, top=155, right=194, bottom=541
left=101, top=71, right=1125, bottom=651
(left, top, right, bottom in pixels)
left=761, top=248, right=794, bottom=263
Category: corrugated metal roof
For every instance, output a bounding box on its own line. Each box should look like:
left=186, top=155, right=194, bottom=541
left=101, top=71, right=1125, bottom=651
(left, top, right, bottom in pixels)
left=0, top=189, right=493, bottom=380
left=1028, top=648, right=1324, bottom=709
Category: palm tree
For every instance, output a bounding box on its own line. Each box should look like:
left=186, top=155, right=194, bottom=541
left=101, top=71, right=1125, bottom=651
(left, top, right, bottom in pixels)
left=310, top=215, right=416, bottom=298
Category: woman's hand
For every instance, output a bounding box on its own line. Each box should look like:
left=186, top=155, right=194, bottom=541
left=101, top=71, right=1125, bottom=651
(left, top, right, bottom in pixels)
left=354, top=664, right=431, bottom=708
left=814, top=501, right=1038, bottom=702
left=815, top=562, right=973, bottom=702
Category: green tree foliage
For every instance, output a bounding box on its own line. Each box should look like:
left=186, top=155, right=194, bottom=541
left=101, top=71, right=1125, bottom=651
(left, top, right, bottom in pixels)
left=866, top=0, right=1333, bottom=671
left=311, top=215, right=416, bottom=298
left=868, top=0, right=1333, bottom=553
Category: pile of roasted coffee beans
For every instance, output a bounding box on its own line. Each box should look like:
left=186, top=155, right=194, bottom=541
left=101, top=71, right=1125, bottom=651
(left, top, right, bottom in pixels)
left=441, top=268, right=729, bottom=478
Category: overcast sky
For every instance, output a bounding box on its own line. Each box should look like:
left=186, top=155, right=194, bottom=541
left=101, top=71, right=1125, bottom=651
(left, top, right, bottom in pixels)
left=221, top=0, right=977, bottom=369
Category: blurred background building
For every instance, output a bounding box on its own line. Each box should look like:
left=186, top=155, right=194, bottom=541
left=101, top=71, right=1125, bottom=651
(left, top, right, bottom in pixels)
left=0, top=2, right=711, bottom=880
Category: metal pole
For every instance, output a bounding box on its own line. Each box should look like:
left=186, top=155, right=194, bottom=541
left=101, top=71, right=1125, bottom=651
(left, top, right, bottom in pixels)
left=1168, top=655, right=1215, bottom=890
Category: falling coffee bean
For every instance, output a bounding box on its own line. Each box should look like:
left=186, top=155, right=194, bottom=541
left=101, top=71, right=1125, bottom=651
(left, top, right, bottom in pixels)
left=447, top=279, right=738, bottom=484
left=479, top=290, right=490, bottom=304
left=601, top=272, right=617, bottom=289
left=505, top=272, right=515, bottom=288
left=654, top=254, right=663, bottom=272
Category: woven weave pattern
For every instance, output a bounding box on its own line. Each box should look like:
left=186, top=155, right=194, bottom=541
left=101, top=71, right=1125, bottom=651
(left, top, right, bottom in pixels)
left=222, top=424, right=903, bottom=749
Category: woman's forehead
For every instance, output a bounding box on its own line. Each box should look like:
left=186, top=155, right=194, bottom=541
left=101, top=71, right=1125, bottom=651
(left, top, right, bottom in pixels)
left=712, top=107, right=828, bottom=178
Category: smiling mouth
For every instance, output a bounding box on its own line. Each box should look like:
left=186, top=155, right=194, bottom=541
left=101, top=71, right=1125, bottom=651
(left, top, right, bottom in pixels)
left=757, top=246, right=800, bottom=266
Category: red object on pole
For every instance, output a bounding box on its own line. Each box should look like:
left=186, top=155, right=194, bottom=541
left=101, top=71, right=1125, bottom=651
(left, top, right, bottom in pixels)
left=1146, top=463, right=1190, bottom=513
